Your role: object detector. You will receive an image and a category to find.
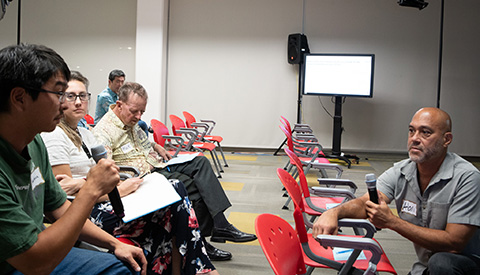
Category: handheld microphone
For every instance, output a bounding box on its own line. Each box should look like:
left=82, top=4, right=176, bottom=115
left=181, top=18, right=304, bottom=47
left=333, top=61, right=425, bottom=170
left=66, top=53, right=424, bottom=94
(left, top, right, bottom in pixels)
left=91, top=145, right=125, bottom=218
left=365, top=173, right=378, bottom=204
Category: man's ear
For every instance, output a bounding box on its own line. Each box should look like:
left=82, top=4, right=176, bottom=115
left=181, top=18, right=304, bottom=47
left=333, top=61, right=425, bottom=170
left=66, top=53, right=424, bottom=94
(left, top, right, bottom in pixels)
left=10, top=87, right=29, bottom=112
left=444, top=132, right=453, bottom=147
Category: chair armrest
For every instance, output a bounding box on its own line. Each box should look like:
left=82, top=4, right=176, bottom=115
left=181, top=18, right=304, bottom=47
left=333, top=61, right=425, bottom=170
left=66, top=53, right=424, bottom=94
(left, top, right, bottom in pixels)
left=118, top=166, right=140, bottom=180
left=190, top=122, right=209, bottom=139
left=309, top=187, right=356, bottom=200
left=176, top=129, right=198, bottom=150
left=316, top=179, right=357, bottom=193
left=314, top=235, right=382, bottom=273
left=200, top=119, right=216, bottom=135
left=301, top=161, right=344, bottom=179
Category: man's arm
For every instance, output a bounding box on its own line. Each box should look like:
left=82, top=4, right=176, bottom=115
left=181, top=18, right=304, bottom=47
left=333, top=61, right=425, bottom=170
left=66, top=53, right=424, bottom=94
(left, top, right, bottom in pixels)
left=153, top=142, right=172, bottom=161
left=7, top=159, right=146, bottom=274
left=312, top=192, right=373, bottom=236
left=366, top=195, right=478, bottom=253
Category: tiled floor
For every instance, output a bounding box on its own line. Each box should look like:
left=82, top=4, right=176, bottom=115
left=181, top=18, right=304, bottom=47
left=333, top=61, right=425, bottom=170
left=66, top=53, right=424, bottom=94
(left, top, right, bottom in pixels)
left=207, top=151, right=420, bottom=275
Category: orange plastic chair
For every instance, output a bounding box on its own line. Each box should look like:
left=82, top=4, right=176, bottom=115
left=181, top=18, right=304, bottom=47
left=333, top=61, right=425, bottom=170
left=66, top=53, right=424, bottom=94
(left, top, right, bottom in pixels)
left=169, top=114, right=223, bottom=178
left=277, top=168, right=397, bottom=275
left=183, top=111, right=228, bottom=167
left=255, top=213, right=308, bottom=275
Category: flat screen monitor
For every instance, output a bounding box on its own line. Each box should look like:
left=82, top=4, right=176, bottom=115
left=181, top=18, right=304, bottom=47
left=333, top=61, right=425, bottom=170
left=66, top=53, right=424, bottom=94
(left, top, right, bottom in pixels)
left=303, top=53, right=375, bottom=97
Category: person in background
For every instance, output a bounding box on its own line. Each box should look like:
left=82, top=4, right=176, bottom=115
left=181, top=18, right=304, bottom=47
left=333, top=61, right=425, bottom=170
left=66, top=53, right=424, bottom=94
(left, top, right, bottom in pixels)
left=313, top=107, right=480, bottom=275
left=0, top=43, right=146, bottom=274
left=92, top=82, right=257, bottom=261
left=41, top=71, right=218, bottom=275
left=94, top=69, right=149, bottom=136
left=94, top=69, right=125, bottom=124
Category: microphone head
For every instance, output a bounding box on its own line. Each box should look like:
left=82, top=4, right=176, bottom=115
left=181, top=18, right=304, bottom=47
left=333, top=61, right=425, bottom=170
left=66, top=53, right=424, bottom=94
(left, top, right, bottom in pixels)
left=365, top=173, right=377, bottom=188
left=90, top=145, right=107, bottom=163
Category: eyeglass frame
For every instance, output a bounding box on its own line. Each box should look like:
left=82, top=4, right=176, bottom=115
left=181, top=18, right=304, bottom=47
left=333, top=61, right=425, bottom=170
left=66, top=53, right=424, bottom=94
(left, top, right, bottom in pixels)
left=24, top=86, right=66, bottom=103
left=64, top=92, right=92, bottom=102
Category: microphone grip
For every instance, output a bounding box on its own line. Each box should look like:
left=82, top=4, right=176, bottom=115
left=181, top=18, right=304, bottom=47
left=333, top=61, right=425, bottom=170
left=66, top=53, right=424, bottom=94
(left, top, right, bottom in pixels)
left=108, top=187, right=125, bottom=218
left=367, top=188, right=379, bottom=204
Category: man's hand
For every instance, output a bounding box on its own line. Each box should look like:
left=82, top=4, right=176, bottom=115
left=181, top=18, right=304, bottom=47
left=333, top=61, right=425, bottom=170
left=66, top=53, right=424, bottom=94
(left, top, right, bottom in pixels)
left=118, top=177, right=143, bottom=197
left=55, top=174, right=85, bottom=196
left=113, top=242, right=147, bottom=275
left=312, top=209, right=340, bottom=237
left=83, top=159, right=120, bottom=198
left=153, top=143, right=172, bottom=161
left=365, top=194, right=395, bottom=229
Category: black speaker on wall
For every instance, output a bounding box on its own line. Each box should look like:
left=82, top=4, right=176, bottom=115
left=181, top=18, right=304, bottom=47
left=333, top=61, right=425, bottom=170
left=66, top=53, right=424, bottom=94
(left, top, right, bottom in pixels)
left=288, top=33, right=310, bottom=64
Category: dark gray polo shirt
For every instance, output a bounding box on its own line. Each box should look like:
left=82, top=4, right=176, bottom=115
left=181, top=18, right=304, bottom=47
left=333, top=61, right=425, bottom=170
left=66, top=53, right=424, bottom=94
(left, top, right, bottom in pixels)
left=378, top=152, right=480, bottom=275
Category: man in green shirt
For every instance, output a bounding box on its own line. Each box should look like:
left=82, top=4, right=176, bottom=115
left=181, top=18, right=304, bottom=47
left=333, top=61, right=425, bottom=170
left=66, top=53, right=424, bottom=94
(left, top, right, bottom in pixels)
left=0, top=44, right=147, bottom=274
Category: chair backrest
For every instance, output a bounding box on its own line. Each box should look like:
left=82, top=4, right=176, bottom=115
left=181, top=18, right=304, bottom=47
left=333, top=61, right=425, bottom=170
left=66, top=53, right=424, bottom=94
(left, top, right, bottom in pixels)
left=279, top=124, right=295, bottom=152
left=150, top=119, right=169, bottom=146
left=284, top=148, right=312, bottom=199
left=183, top=111, right=196, bottom=128
left=277, top=168, right=310, bottom=244
left=84, top=114, right=94, bottom=125
left=255, top=213, right=307, bottom=275
left=169, top=114, right=186, bottom=136
left=280, top=116, right=293, bottom=133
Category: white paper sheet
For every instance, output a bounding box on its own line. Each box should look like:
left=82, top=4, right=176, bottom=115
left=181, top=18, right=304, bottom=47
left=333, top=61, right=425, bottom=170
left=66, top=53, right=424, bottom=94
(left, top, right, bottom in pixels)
left=121, top=172, right=181, bottom=223
left=166, top=152, right=199, bottom=166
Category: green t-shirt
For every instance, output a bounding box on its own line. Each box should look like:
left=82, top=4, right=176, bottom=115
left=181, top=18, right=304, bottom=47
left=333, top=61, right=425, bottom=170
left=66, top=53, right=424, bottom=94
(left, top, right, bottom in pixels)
left=0, top=134, right=67, bottom=274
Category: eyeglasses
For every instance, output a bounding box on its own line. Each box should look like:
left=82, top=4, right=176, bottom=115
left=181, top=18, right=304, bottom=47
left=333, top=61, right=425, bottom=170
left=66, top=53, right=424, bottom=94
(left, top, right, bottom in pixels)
left=25, top=87, right=66, bottom=103
left=65, top=92, right=91, bottom=102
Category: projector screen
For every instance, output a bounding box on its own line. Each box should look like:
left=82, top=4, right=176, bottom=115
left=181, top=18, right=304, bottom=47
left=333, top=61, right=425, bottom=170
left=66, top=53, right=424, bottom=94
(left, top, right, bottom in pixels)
left=303, top=54, right=375, bottom=97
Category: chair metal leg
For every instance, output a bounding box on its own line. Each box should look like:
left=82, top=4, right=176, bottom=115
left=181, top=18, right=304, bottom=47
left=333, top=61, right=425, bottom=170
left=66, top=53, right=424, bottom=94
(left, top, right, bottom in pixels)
left=209, top=150, right=222, bottom=178
left=216, top=141, right=229, bottom=167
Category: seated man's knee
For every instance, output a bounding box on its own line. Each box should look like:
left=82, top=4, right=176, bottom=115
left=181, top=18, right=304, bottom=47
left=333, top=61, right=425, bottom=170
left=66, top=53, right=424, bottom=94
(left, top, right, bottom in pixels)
left=428, top=252, right=480, bottom=275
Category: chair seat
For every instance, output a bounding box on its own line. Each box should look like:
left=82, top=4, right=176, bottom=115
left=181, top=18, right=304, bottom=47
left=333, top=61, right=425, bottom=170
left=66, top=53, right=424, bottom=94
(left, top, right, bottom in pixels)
left=192, top=142, right=216, bottom=151
left=303, top=234, right=397, bottom=274
left=303, top=196, right=344, bottom=215
left=203, top=135, right=223, bottom=142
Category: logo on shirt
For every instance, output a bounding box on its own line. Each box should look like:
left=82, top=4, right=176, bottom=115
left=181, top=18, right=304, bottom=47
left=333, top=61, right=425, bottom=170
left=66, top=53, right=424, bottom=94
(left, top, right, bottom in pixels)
left=401, top=200, right=417, bottom=216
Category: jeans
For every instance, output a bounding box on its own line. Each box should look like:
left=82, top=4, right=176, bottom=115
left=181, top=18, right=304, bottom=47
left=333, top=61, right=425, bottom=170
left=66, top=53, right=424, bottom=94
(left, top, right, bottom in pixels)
left=10, top=247, right=136, bottom=275
left=426, top=252, right=480, bottom=275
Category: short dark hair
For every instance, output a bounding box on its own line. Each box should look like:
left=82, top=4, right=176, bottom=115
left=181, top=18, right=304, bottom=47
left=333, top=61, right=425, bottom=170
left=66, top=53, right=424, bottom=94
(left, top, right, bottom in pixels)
left=70, top=70, right=89, bottom=90
left=118, top=82, right=148, bottom=103
left=108, top=69, right=125, bottom=82
left=0, top=43, right=70, bottom=113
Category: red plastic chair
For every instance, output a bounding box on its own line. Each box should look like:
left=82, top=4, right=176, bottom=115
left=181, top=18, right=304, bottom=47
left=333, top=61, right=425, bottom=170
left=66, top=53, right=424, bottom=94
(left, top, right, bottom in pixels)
left=84, top=114, right=94, bottom=125
left=150, top=119, right=204, bottom=158
left=277, top=168, right=397, bottom=275
left=255, top=213, right=308, bottom=275
left=169, top=114, right=223, bottom=178
left=183, top=111, right=228, bottom=167
left=284, top=148, right=357, bottom=224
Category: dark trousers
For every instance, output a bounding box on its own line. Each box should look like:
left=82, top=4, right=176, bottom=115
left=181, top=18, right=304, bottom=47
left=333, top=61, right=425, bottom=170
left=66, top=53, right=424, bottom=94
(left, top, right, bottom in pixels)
left=423, top=252, right=480, bottom=275
left=155, top=156, right=231, bottom=236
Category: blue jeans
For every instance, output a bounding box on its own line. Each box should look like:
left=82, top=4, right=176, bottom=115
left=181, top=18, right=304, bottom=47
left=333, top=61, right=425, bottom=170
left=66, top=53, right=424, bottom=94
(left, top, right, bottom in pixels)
left=11, top=247, right=136, bottom=274
left=426, top=252, right=480, bottom=275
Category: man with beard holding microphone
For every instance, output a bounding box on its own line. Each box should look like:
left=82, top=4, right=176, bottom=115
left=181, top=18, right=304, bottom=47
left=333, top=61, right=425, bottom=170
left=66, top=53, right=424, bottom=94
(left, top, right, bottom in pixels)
left=312, top=107, right=480, bottom=275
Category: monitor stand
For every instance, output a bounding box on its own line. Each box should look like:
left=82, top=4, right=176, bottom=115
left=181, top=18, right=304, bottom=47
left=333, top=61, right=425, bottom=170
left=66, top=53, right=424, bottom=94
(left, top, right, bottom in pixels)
left=326, top=96, right=359, bottom=168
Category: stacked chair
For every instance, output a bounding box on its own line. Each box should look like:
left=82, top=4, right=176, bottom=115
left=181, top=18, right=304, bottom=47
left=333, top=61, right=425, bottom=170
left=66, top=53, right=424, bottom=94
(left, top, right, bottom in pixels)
left=255, top=167, right=397, bottom=275
left=169, top=114, right=224, bottom=178
left=183, top=111, right=228, bottom=167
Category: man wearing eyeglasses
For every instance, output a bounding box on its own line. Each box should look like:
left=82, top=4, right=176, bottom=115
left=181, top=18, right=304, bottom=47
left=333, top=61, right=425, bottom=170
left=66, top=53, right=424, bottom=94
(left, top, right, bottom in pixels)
left=0, top=44, right=147, bottom=274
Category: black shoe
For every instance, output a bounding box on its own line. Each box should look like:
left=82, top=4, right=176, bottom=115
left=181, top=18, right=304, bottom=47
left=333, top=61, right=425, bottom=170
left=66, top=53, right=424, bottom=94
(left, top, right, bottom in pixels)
left=210, top=224, right=257, bottom=243
left=205, top=241, right=232, bottom=261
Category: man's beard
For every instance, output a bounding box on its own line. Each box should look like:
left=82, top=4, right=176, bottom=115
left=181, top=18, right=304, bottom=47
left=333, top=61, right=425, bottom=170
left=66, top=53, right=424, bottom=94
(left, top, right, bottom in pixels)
left=408, top=139, right=444, bottom=164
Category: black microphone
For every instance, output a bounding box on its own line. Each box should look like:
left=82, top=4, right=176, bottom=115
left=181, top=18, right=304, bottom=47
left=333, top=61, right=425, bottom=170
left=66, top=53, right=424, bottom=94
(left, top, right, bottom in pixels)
left=91, top=145, right=125, bottom=218
left=365, top=173, right=378, bottom=204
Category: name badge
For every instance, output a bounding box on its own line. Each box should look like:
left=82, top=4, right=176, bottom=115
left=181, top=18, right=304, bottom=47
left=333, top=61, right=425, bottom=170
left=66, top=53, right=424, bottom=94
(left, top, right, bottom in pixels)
left=31, top=167, right=45, bottom=190
left=401, top=200, right=417, bottom=216
left=121, top=143, right=134, bottom=154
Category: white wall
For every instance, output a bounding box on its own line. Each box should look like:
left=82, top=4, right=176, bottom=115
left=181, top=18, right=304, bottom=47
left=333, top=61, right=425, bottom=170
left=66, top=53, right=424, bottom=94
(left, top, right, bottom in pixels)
left=166, top=0, right=480, bottom=156
left=1, top=0, right=479, bottom=156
